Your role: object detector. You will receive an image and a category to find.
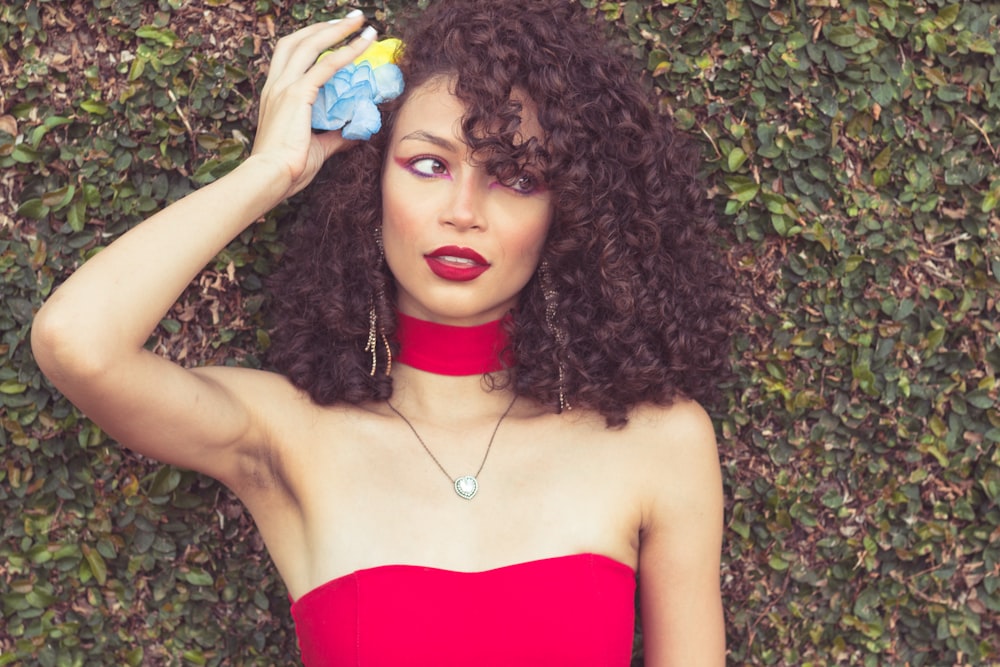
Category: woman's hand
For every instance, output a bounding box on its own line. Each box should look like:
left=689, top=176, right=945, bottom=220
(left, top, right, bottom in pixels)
left=252, top=13, right=378, bottom=198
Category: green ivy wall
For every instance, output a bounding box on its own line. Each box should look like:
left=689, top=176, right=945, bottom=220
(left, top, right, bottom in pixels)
left=1, top=0, right=998, bottom=665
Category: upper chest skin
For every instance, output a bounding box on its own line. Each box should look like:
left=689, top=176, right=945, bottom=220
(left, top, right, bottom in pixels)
left=240, top=396, right=652, bottom=599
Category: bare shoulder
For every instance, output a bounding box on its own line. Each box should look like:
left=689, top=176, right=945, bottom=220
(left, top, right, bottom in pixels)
left=620, top=400, right=722, bottom=516
left=624, top=399, right=720, bottom=462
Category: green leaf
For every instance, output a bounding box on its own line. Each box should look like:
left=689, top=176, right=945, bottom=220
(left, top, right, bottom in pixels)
left=871, top=145, right=891, bottom=170
left=852, top=362, right=878, bottom=396
left=725, top=176, right=759, bottom=203
left=0, top=380, right=27, bottom=394
left=727, top=147, right=748, bottom=172
left=932, top=5, right=960, bottom=30
left=672, top=108, right=695, bottom=130
left=183, top=569, right=214, bottom=587
left=125, top=648, right=144, bottom=667
left=41, top=184, right=75, bottom=210
left=894, top=299, right=915, bottom=321
left=66, top=198, right=87, bottom=232
left=770, top=214, right=789, bottom=236
left=932, top=287, right=955, bottom=302
left=79, top=99, right=109, bottom=115
left=42, top=115, right=73, bottom=130
left=148, top=466, right=182, bottom=496
left=11, top=144, right=39, bottom=163
left=26, top=586, right=57, bottom=608
left=983, top=188, right=1000, bottom=212
left=966, top=391, right=996, bottom=410
left=136, top=25, right=179, bottom=47
left=926, top=33, right=949, bottom=54
left=821, top=488, right=844, bottom=509
left=936, top=84, right=966, bottom=102
left=768, top=552, right=790, bottom=571
left=844, top=255, right=865, bottom=272
left=181, top=651, right=207, bottom=666
left=969, top=38, right=997, bottom=55
left=81, top=544, right=108, bottom=585
left=15, top=198, right=49, bottom=220
left=827, top=26, right=860, bottom=48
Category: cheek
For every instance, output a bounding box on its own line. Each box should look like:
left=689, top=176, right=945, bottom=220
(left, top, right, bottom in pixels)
left=381, top=182, right=417, bottom=245
left=511, top=228, right=546, bottom=260
left=379, top=199, right=411, bottom=278
left=507, top=208, right=552, bottom=260
left=381, top=218, right=413, bottom=278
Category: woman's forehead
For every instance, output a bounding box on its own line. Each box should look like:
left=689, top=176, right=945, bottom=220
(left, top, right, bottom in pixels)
left=390, top=76, right=545, bottom=147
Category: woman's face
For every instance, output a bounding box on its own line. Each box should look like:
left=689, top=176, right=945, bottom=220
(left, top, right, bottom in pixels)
left=380, top=77, right=553, bottom=326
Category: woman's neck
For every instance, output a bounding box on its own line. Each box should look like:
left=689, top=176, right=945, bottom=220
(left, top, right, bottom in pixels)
left=388, top=365, right=516, bottom=422
left=394, top=311, right=513, bottom=376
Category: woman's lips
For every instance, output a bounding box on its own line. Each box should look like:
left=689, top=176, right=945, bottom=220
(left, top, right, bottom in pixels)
left=425, top=246, right=490, bottom=282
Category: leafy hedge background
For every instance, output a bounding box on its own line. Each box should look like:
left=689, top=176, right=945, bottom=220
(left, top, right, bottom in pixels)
left=2, top=0, right=998, bottom=664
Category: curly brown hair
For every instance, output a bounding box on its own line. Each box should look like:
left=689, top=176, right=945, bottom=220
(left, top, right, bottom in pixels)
left=267, top=0, right=736, bottom=427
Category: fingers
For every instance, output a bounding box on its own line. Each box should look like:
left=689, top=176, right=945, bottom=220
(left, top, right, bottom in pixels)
left=268, top=10, right=363, bottom=77
left=267, top=11, right=372, bottom=87
left=301, top=25, right=378, bottom=89
left=250, top=11, right=380, bottom=190
left=259, top=12, right=377, bottom=129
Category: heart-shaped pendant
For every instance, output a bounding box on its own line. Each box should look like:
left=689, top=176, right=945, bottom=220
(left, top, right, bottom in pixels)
left=454, top=476, right=478, bottom=500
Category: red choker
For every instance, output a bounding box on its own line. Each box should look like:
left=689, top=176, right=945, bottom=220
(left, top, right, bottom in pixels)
left=395, top=312, right=513, bottom=376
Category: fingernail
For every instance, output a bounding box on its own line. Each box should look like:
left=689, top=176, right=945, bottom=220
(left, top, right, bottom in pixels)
left=347, top=9, right=363, bottom=18
left=360, top=25, right=377, bottom=41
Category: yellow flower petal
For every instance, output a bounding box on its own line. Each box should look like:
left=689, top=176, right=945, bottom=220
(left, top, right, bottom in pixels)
left=354, top=38, right=403, bottom=68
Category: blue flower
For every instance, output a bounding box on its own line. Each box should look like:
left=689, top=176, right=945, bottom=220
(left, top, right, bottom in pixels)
left=311, top=40, right=405, bottom=141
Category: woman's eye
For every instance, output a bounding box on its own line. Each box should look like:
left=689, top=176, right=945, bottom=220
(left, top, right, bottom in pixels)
left=503, top=173, right=539, bottom=194
left=409, top=157, right=448, bottom=177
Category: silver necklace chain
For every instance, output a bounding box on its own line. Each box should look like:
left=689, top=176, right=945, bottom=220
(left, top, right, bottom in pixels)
left=386, top=395, right=517, bottom=500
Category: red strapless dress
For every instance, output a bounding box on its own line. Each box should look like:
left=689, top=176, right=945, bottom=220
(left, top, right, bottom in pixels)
left=290, top=553, right=636, bottom=666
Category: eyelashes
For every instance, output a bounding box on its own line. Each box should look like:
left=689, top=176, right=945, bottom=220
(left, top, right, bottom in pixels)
left=395, top=155, right=544, bottom=196
left=499, top=173, right=541, bottom=195
left=406, top=156, right=450, bottom=178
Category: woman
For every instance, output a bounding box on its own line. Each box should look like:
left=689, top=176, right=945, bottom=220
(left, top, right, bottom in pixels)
left=32, top=0, right=733, bottom=664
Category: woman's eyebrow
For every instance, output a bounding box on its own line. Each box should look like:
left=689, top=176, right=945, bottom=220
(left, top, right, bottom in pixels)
left=399, top=130, right=458, bottom=152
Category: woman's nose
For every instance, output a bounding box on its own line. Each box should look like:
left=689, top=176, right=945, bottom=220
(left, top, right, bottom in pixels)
left=441, top=173, right=486, bottom=231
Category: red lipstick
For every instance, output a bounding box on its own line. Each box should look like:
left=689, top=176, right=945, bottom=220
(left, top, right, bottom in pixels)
left=425, top=246, right=490, bottom=282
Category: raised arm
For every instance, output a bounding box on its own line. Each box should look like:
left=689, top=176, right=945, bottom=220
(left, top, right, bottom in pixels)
left=30, top=16, right=377, bottom=486
left=638, top=401, right=726, bottom=666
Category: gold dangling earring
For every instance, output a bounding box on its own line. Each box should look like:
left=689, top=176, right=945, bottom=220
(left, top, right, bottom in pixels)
left=365, top=225, right=392, bottom=377
left=382, top=330, right=392, bottom=376
left=364, top=293, right=393, bottom=377
left=540, top=259, right=570, bottom=412
left=365, top=302, right=379, bottom=377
